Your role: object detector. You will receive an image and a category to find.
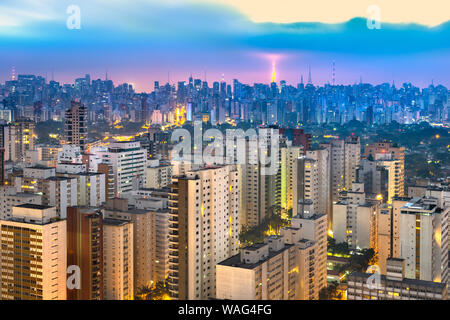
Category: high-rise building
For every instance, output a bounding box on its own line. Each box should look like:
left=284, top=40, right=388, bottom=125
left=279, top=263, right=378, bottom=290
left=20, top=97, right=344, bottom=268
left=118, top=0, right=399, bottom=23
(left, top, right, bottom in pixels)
left=13, top=166, right=78, bottom=219
left=125, top=191, right=170, bottom=284
left=65, top=101, right=88, bottom=151
left=91, top=141, right=147, bottom=198
left=0, top=185, right=42, bottom=220
left=344, top=136, right=361, bottom=190
left=238, top=127, right=281, bottom=227
left=280, top=145, right=303, bottom=215
left=0, top=147, right=4, bottom=185
left=103, top=218, right=134, bottom=300
left=293, top=148, right=330, bottom=230
left=289, top=200, right=328, bottom=299
left=321, top=136, right=360, bottom=228
left=146, top=160, right=173, bottom=189
left=168, top=165, right=239, bottom=299
left=1, top=119, right=35, bottom=162
left=0, top=204, right=66, bottom=300
left=364, top=141, right=405, bottom=197
left=279, top=128, right=312, bottom=151
left=216, top=235, right=298, bottom=300
left=398, top=197, right=448, bottom=283
left=356, top=158, right=402, bottom=204
left=333, top=183, right=378, bottom=250
left=377, top=197, right=410, bottom=274
left=66, top=206, right=103, bottom=300
left=321, top=139, right=345, bottom=205
left=104, top=195, right=170, bottom=291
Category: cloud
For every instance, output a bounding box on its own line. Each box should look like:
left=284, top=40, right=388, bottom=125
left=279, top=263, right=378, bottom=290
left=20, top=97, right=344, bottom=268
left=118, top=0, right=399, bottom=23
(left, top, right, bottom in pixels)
left=0, top=0, right=448, bottom=54
left=0, top=0, right=448, bottom=89
left=207, top=0, right=450, bottom=26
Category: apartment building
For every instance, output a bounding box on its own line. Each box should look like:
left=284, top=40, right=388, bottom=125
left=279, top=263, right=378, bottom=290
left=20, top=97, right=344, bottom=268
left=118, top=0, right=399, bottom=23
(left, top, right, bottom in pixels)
left=91, top=141, right=147, bottom=197
left=348, top=258, right=447, bottom=300
left=103, top=218, right=134, bottom=300
left=216, top=235, right=298, bottom=300
left=168, top=165, right=239, bottom=299
left=333, top=183, right=378, bottom=250
left=0, top=204, right=66, bottom=300
left=66, top=206, right=103, bottom=300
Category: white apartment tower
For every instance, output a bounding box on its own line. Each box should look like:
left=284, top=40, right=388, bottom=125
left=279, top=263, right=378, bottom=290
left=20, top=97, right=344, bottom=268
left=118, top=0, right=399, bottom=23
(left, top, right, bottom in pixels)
left=398, top=197, right=448, bottom=284
left=293, top=148, right=330, bottom=230
left=168, top=165, right=239, bottom=300
left=91, top=141, right=147, bottom=197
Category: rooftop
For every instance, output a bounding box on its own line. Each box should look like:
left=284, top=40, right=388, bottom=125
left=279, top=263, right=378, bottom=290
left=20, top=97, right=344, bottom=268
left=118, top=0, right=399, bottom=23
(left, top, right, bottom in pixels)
left=218, top=243, right=293, bottom=270
left=15, top=203, right=53, bottom=210
left=103, top=218, right=131, bottom=226
left=349, top=272, right=447, bottom=290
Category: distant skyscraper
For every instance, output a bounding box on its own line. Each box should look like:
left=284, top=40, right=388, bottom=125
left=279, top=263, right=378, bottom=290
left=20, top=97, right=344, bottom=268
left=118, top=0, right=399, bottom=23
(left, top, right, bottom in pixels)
left=65, top=101, right=88, bottom=152
left=271, top=61, right=277, bottom=83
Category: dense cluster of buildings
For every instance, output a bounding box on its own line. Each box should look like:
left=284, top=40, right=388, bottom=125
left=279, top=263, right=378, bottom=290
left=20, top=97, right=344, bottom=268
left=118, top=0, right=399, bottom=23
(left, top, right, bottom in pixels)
left=0, top=74, right=448, bottom=300
left=0, top=72, right=448, bottom=129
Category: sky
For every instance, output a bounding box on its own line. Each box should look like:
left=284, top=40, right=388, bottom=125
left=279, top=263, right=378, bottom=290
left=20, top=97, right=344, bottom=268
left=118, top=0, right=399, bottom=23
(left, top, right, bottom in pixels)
left=0, top=0, right=449, bottom=92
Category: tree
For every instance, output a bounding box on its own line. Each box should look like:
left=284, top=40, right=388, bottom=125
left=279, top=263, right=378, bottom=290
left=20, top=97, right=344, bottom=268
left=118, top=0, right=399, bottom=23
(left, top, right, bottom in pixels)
left=319, top=281, right=339, bottom=300
left=349, top=248, right=375, bottom=272
left=134, top=281, right=170, bottom=300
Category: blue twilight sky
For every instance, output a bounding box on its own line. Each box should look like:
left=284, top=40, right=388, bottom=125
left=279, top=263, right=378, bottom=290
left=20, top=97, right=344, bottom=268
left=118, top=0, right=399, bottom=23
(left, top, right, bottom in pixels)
left=0, top=0, right=449, bottom=92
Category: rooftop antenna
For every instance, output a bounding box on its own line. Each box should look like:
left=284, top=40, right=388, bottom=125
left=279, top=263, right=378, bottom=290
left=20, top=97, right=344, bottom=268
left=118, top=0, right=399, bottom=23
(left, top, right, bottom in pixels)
left=332, top=60, right=336, bottom=86
left=300, top=74, right=303, bottom=85
left=51, top=69, right=54, bottom=81
left=307, top=65, right=312, bottom=84
left=105, top=69, right=108, bottom=81
left=11, top=66, right=16, bottom=81
left=271, top=61, right=277, bottom=83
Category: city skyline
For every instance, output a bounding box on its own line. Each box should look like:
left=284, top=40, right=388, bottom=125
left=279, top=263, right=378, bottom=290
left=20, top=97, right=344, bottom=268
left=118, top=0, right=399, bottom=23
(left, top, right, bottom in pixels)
left=0, top=0, right=449, bottom=305
left=1, top=66, right=448, bottom=94
left=0, top=1, right=449, bottom=91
